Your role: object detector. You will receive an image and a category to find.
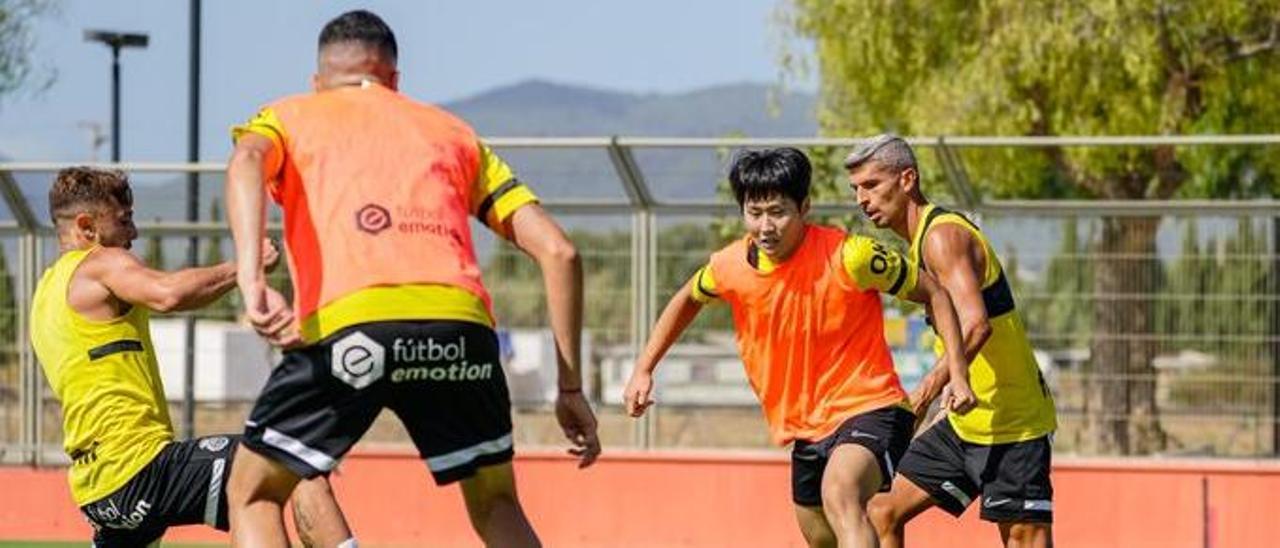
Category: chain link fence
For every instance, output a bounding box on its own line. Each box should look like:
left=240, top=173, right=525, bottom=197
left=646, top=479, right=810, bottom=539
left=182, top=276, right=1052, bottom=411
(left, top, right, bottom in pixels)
left=1, top=136, right=1277, bottom=463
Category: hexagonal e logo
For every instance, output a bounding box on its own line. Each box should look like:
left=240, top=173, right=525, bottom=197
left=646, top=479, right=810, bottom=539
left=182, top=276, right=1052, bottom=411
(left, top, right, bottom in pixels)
left=331, top=331, right=385, bottom=389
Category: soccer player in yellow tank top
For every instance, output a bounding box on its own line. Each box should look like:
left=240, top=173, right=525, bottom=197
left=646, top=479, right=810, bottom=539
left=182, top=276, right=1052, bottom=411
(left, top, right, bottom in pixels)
left=30, top=167, right=354, bottom=547
left=849, top=136, right=1057, bottom=548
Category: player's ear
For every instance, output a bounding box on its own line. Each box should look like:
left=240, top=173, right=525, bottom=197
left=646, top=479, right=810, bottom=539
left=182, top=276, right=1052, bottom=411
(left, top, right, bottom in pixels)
left=388, top=70, right=400, bottom=91
left=799, top=196, right=811, bottom=216
left=311, top=73, right=321, bottom=92
left=74, top=212, right=97, bottom=241
left=900, top=167, right=919, bottom=195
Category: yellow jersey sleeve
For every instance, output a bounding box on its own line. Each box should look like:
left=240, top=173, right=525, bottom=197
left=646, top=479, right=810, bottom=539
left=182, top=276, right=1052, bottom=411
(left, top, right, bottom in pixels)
left=230, top=107, right=286, bottom=179
left=472, top=143, right=538, bottom=237
left=688, top=264, right=720, bottom=303
left=841, top=234, right=917, bottom=298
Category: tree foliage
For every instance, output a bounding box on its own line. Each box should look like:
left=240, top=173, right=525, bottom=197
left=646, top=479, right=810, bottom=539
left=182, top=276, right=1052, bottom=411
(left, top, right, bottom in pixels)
left=0, top=0, right=54, bottom=101
left=784, top=0, right=1280, bottom=454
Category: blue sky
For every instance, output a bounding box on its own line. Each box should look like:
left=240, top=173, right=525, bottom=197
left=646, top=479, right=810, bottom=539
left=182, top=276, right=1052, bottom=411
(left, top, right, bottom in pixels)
left=0, top=0, right=809, bottom=162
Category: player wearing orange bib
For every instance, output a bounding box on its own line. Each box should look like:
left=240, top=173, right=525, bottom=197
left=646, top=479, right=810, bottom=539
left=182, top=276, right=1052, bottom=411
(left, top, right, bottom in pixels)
left=223, top=11, right=599, bottom=548
left=623, top=148, right=975, bottom=548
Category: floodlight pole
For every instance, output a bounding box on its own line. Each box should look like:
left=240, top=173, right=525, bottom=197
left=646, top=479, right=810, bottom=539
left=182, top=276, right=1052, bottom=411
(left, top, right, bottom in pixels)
left=182, top=0, right=202, bottom=441
left=84, top=30, right=150, bottom=162
left=110, top=48, right=120, bottom=162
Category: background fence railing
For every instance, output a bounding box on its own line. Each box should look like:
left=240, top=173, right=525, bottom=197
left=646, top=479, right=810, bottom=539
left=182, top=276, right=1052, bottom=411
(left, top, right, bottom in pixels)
left=1, top=135, right=1277, bottom=463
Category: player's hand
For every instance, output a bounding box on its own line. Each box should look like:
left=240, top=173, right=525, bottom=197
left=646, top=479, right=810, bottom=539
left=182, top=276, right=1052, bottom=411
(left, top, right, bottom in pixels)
left=261, top=238, right=281, bottom=274
left=623, top=370, right=655, bottom=417
left=242, top=280, right=300, bottom=348
left=555, top=390, right=601, bottom=468
left=944, top=377, right=978, bottom=415
left=908, top=371, right=944, bottom=419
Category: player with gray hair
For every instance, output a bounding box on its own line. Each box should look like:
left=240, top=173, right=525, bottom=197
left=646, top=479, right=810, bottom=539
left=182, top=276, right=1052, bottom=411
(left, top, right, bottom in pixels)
left=848, top=135, right=1058, bottom=548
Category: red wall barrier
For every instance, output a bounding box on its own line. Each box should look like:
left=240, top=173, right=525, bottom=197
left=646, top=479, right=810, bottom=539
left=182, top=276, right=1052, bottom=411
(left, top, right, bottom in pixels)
left=2, top=450, right=1277, bottom=547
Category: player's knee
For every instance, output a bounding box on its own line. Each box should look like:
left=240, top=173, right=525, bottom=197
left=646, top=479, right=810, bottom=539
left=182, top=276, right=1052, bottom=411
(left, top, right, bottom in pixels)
left=801, top=525, right=837, bottom=548
left=867, top=496, right=900, bottom=534
left=227, top=447, right=299, bottom=506
left=820, top=475, right=872, bottom=516
left=1007, top=522, right=1049, bottom=543
left=460, top=465, right=522, bottom=525
left=293, top=475, right=335, bottom=501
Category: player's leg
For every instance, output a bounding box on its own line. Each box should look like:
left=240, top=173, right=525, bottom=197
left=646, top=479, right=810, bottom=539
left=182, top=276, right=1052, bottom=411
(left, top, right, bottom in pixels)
left=458, top=462, right=539, bottom=547
left=867, top=475, right=938, bottom=548
left=227, top=447, right=300, bottom=548
left=821, top=405, right=917, bottom=548
left=229, top=335, right=383, bottom=547
left=793, top=504, right=837, bottom=548
left=291, top=475, right=355, bottom=548
left=999, top=522, right=1053, bottom=548
left=881, top=418, right=982, bottom=547
left=820, top=444, right=882, bottom=547
left=389, top=320, right=535, bottom=547
left=791, top=436, right=836, bottom=547
left=978, top=434, right=1054, bottom=548
left=871, top=413, right=976, bottom=548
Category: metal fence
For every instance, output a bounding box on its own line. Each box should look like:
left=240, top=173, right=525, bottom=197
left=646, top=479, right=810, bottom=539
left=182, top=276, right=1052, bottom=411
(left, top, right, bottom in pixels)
left=1, top=135, right=1277, bottom=464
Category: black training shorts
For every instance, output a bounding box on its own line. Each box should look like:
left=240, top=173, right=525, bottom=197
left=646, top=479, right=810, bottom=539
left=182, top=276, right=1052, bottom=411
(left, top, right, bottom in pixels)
left=898, top=418, right=1054, bottom=523
left=80, top=435, right=238, bottom=547
left=791, top=405, right=915, bottom=507
left=242, top=320, right=514, bottom=484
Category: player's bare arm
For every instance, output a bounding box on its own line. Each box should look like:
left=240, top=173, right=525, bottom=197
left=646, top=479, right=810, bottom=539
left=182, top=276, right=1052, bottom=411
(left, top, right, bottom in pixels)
left=911, top=224, right=992, bottom=415
left=506, top=203, right=601, bottom=468
left=226, top=132, right=297, bottom=347
left=624, top=282, right=705, bottom=418
left=76, top=238, right=281, bottom=319
left=903, top=266, right=977, bottom=415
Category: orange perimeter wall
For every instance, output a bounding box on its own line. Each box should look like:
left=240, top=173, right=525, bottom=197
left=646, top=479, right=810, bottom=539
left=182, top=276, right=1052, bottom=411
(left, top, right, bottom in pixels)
left=2, top=450, right=1276, bottom=547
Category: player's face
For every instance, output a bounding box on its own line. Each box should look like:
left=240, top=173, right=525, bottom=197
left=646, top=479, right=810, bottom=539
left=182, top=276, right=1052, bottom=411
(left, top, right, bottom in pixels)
left=742, top=193, right=808, bottom=262
left=91, top=202, right=138, bottom=250
left=849, top=162, right=913, bottom=228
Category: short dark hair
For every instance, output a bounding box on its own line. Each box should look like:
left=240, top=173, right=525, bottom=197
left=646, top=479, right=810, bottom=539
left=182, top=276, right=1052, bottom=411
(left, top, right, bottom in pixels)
left=49, top=167, right=133, bottom=223
left=318, top=10, right=398, bottom=63
left=728, top=147, right=812, bottom=208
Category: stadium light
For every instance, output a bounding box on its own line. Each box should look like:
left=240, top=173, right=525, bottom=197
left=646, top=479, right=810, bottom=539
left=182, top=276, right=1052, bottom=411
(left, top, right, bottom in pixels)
left=84, top=30, right=150, bottom=162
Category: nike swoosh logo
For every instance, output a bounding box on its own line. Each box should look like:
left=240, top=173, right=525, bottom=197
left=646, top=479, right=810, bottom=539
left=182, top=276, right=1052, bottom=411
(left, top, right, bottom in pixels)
left=983, top=498, right=1011, bottom=508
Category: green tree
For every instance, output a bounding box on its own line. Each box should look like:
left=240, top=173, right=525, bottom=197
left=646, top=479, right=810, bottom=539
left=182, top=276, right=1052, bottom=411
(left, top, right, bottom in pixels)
left=785, top=0, right=1280, bottom=454
left=0, top=0, right=53, bottom=100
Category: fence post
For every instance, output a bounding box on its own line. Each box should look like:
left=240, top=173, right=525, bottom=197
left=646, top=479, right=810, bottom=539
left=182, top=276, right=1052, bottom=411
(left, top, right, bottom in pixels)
left=1272, top=214, right=1280, bottom=456
left=18, top=232, right=40, bottom=465
left=608, top=138, right=657, bottom=448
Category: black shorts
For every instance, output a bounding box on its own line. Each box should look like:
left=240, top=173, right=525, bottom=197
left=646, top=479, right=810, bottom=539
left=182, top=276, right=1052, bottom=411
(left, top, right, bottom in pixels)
left=80, top=435, right=239, bottom=547
left=242, top=320, right=514, bottom=485
left=790, top=405, right=915, bottom=507
left=898, top=418, right=1053, bottom=523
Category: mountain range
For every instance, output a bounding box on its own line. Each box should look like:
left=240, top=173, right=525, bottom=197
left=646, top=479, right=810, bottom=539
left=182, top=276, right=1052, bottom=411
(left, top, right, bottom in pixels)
left=4, top=79, right=819, bottom=224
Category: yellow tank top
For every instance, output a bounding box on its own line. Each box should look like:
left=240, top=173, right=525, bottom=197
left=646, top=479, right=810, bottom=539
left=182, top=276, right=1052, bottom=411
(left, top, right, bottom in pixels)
left=30, top=248, right=173, bottom=505
left=910, top=205, right=1057, bottom=444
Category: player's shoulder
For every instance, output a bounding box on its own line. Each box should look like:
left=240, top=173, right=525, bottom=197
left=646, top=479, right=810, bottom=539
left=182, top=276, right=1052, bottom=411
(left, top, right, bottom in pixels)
left=922, top=217, right=979, bottom=259
left=709, top=236, right=749, bottom=263
left=80, top=247, right=143, bottom=275
left=260, top=92, right=314, bottom=114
